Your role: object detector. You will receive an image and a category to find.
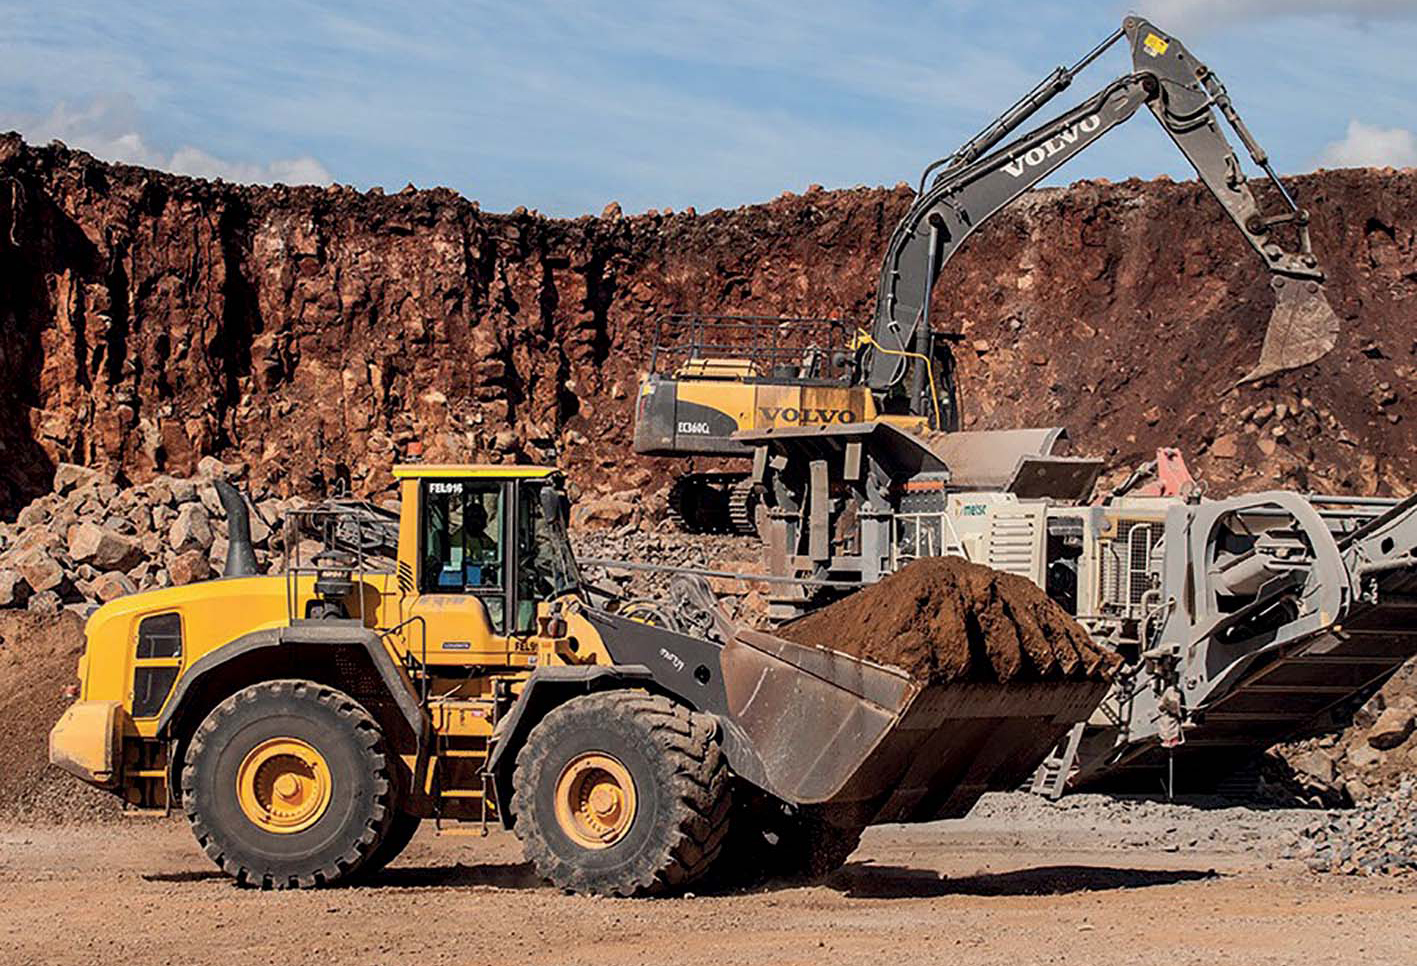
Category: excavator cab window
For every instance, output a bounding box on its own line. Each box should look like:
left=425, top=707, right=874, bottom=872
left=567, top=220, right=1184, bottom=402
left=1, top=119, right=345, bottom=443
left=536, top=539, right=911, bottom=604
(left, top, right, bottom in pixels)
left=420, top=479, right=508, bottom=631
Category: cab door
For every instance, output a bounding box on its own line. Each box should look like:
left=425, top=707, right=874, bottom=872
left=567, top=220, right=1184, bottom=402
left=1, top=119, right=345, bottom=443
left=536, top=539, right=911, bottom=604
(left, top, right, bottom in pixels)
left=403, top=477, right=515, bottom=666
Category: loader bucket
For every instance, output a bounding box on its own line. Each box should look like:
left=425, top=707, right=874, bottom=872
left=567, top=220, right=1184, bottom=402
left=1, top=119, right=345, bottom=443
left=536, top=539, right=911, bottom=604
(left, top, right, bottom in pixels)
left=1240, top=278, right=1340, bottom=383
left=717, top=628, right=1110, bottom=828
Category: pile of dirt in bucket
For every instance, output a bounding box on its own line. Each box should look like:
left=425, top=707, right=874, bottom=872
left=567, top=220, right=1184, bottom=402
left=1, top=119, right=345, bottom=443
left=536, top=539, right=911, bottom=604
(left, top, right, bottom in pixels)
left=778, top=557, right=1119, bottom=684
left=0, top=610, right=119, bottom=822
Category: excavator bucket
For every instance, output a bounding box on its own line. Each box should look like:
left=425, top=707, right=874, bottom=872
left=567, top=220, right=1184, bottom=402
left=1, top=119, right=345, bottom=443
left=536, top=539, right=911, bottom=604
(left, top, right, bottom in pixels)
left=716, top=628, right=1111, bottom=827
left=1241, top=278, right=1341, bottom=383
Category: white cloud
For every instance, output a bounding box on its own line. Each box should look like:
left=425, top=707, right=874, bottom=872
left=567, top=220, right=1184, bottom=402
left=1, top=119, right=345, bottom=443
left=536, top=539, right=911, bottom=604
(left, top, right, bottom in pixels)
left=1138, top=0, right=1417, bottom=28
left=3, top=95, right=332, bottom=186
left=1317, top=119, right=1417, bottom=168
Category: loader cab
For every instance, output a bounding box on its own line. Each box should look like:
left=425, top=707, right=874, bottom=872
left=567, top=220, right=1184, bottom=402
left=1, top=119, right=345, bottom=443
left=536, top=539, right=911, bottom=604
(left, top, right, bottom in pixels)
left=393, top=465, right=580, bottom=663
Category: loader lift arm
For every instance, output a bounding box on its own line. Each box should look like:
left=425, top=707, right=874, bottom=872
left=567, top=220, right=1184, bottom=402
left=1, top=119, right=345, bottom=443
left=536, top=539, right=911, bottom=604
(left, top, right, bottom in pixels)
left=866, top=16, right=1339, bottom=396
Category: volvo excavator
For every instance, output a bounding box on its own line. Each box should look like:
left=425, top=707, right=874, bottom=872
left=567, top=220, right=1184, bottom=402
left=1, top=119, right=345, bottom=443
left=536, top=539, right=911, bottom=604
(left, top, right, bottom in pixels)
left=634, top=16, right=1339, bottom=534
left=627, top=18, right=1417, bottom=795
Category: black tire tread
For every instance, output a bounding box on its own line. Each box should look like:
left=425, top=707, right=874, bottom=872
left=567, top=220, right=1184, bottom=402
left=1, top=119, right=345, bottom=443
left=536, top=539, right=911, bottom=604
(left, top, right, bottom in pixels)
left=510, top=691, right=731, bottom=896
left=180, top=679, right=393, bottom=889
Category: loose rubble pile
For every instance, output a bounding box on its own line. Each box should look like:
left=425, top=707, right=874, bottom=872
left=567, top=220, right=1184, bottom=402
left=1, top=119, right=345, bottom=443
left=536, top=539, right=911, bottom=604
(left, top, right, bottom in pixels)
left=1274, top=660, right=1417, bottom=803
left=573, top=527, right=770, bottom=623
left=0, top=459, right=293, bottom=614
left=777, top=557, right=1118, bottom=683
left=0, top=610, right=116, bottom=820
left=1291, top=779, right=1417, bottom=876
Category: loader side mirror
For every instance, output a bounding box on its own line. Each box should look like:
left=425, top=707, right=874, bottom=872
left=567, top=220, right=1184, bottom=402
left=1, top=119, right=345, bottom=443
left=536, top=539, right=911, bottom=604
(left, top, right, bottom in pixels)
left=540, top=485, right=569, bottom=527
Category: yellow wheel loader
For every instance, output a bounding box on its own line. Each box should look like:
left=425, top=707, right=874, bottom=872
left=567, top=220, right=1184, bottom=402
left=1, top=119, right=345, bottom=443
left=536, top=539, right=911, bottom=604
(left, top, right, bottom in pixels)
left=49, top=464, right=1111, bottom=895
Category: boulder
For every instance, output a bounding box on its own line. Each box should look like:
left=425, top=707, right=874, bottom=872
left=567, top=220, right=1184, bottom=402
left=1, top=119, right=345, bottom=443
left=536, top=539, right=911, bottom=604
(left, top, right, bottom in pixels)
left=1290, top=749, right=1338, bottom=786
left=12, top=547, right=65, bottom=593
left=169, top=503, right=213, bottom=554
left=571, top=497, right=637, bottom=530
left=1346, top=741, right=1384, bottom=771
left=0, top=569, right=31, bottom=608
left=169, top=549, right=212, bottom=586
left=198, top=484, right=223, bottom=515
left=15, top=501, right=49, bottom=528
left=26, top=590, right=61, bottom=615
left=1367, top=707, right=1416, bottom=750
left=91, top=570, right=137, bottom=603
left=52, top=462, right=99, bottom=495
left=68, top=522, right=145, bottom=572
left=167, top=478, right=197, bottom=505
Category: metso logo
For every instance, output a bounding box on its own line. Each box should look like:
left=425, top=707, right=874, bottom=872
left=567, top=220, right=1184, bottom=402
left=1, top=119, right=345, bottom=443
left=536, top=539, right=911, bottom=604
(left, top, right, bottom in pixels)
left=1003, top=114, right=1102, bottom=178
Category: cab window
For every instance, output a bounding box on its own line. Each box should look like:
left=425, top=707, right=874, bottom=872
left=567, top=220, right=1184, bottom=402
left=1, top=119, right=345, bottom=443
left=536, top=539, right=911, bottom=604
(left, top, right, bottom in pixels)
left=421, top=480, right=506, bottom=627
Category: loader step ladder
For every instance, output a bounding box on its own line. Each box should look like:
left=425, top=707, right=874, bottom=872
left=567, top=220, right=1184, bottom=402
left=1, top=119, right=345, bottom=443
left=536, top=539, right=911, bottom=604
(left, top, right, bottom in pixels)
left=425, top=699, right=496, bottom=834
left=1030, top=722, right=1086, bottom=800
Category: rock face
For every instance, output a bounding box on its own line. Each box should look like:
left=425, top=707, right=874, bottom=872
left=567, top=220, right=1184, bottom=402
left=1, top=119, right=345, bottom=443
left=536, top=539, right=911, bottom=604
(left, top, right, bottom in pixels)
left=2, top=134, right=1416, bottom=519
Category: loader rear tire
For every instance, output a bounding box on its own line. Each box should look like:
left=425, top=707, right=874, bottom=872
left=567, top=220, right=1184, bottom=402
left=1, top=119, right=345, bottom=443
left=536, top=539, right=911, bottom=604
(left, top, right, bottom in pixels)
left=181, top=680, right=394, bottom=889
left=510, top=691, right=732, bottom=896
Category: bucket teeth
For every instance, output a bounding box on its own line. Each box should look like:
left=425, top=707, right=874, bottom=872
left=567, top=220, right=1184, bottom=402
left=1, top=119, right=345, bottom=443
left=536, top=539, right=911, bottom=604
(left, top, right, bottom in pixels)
left=1240, top=279, right=1340, bottom=383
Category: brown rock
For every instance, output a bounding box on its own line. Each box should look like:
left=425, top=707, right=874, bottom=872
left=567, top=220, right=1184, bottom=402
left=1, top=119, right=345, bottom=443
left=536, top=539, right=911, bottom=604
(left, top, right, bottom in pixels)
left=168, top=549, right=213, bottom=586
left=169, top=503, right=213, bottom=554
left=15, top=502, right=49, bottom=528
left=25, top=590, right=61, bottom=616
left=52, top=462, right=99, bottom=495
left=12, top=548, right=64, bottom=594
left=1290, top=749, right=1337, bottom=786
left=91, top=571, right=137, bottom=603
left=1346, top=742, right=1383, bottom=770
left=1367, top=707, right=1415, bottom=750
left=1211, top=434, right=1239, bottom=459
left=571, top=497, right=637, bottom=530
left=67, top=522, right=144, bottom=572
left=0, top=570, right=31, bottom=608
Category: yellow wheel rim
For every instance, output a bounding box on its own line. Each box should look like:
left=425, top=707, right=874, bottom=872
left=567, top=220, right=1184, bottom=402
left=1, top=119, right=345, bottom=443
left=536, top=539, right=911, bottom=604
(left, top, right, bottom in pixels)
left=235, top=737, right=333, bottom=834
left=553, top=752, right=637, bottom=849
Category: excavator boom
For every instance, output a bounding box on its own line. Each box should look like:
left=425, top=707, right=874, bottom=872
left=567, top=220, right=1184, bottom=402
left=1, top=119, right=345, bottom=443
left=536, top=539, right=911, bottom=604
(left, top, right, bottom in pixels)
left=867, top=16, right=1339, bottom=393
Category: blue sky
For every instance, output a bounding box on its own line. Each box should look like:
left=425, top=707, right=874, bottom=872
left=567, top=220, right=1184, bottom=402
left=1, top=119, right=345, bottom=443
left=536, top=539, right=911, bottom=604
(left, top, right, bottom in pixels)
left=2, top=1, right=1415, bottom=215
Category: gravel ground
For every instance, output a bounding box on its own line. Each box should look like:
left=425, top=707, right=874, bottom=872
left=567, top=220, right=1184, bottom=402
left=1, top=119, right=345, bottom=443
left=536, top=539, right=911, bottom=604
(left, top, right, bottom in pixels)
left=3, top=793, right=1414, bottom=966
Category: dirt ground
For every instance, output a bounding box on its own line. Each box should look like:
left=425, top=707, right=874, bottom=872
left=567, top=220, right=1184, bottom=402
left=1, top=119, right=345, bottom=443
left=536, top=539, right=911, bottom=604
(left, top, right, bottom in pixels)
left=2, top=794, right=1412, bottom=966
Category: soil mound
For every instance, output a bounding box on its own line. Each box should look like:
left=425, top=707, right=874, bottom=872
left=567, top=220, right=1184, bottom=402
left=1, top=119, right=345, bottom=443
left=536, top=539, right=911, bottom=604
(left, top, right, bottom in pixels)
left=778, top=557, right=1118, bottom=684
left=0, top=610, right=119, bottom=822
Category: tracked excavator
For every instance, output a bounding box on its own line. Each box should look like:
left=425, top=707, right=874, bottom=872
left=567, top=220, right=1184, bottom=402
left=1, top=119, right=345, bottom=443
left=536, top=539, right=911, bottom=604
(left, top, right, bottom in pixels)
left=48, top=465, right=1111, bottom=895
left=630, top=18, right=1417, bottom=795
left=634, top=16, right=1339, bottom=534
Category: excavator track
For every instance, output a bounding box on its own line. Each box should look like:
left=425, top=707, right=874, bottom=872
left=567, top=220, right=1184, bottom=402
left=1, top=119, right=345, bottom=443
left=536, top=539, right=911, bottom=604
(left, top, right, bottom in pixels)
left=667, top=473, right=753, bottom=535
left=727, top=479, right=760, bottom=538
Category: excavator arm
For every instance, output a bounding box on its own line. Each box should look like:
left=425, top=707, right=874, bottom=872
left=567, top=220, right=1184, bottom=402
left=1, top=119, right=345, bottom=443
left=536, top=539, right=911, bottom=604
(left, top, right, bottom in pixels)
left=866, top=16, right=1339, bottom=396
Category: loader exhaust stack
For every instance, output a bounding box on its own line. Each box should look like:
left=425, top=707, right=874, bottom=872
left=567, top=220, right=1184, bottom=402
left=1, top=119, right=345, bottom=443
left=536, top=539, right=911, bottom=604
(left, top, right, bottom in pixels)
left=213, top=479, right=259, bottom=577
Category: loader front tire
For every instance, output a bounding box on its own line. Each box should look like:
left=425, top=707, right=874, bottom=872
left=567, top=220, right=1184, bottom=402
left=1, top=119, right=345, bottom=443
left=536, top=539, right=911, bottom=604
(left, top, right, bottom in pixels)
left=181, top=680, right=394, bottom=889
left=510, top=691, right=731, bottom=896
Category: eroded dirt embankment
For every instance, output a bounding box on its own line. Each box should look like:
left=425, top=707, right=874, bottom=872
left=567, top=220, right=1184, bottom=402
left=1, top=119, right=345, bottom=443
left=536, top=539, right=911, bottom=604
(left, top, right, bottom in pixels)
left=2, top=134, right=1415, bottom=519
